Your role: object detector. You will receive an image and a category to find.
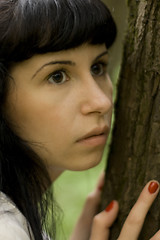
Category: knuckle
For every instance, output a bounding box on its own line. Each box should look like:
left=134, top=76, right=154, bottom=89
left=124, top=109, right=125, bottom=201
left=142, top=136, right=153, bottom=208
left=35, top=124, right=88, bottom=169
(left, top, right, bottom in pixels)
left=92, top=214, right=103, bottom=226
left=127, top=211, right=143, bottom=226
left=86, top=192, right=95, bottom=202
left=86, top=192, right=100, bottom=205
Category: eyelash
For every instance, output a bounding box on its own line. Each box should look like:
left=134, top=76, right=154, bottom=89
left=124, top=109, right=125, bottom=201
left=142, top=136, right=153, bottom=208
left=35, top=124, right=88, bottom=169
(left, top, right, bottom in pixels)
left=46, top=61, right=108, bottom=85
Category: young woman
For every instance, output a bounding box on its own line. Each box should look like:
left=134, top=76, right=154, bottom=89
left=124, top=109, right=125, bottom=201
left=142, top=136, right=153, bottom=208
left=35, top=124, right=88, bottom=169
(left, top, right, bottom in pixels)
left=0, top=0, right=159, bottom=239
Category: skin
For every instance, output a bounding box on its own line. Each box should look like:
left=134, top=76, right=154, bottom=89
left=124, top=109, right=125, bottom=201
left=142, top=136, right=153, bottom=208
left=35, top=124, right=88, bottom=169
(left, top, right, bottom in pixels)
left=5, top=43, right=112, bottom=179
left=4, top=43, right=160, bottom=240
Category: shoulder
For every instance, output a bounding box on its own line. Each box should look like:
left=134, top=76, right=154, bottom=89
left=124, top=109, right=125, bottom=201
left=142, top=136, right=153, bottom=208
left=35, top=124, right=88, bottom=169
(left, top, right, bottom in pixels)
left=0, top=192, right=34, bottom=240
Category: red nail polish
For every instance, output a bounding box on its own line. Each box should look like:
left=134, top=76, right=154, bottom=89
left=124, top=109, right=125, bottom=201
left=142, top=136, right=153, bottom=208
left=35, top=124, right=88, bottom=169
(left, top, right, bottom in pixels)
left=148, top=181, right=159, bottom=194
left=105, top=201, right=114, bottom=212
left=98, top=185, right=103, bottom=191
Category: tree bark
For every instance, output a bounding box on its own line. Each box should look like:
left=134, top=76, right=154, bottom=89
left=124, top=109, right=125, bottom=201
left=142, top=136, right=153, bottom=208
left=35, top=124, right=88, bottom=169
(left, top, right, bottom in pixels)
left=101, top=1, right=160, bottom=239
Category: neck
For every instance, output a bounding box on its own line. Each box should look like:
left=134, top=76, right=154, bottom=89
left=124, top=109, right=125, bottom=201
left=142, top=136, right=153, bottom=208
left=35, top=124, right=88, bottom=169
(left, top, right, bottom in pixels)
left=47, top=167, right=65, bottom=182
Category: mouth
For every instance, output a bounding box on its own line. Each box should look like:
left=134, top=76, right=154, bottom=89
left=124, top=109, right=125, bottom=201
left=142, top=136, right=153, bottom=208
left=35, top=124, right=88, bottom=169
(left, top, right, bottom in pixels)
left=76, top=126, right=109, bottom=146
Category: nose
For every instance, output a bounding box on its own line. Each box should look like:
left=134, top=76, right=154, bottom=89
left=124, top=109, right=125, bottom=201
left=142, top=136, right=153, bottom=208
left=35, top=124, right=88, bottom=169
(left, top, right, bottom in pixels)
left=80, top=76, right=113, bottom=116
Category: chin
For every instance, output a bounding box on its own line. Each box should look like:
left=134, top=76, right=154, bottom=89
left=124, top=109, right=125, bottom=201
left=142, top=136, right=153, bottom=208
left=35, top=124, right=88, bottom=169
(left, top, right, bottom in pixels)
left=69, top=154, right=103, bottom=171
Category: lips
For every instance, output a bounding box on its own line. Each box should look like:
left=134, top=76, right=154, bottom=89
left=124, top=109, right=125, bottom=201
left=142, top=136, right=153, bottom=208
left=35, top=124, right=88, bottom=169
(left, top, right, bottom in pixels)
left=77, top=125, right=109, bottom=142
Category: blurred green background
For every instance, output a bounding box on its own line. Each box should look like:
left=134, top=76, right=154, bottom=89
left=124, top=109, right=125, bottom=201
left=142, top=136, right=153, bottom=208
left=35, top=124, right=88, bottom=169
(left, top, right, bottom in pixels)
left=54, top=1, right=128, bottom=239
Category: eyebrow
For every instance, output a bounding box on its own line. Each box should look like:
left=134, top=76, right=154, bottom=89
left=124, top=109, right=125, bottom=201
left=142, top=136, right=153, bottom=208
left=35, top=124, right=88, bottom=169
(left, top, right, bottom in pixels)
left=95, top=50, right=108, bottom=61
left=32, top=50, right=108, bottom=79
left=32, top=61, right=75, bottom=79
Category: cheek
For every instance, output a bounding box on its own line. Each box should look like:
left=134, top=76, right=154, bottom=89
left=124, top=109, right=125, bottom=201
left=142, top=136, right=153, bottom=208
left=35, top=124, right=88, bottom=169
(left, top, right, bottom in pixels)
left=106, top=76, right=113, bottom=97
left=5, top=90, right=73, bottom=144
left=99, top=74, right=113, bottom=97
left=103, top=79, right=113, bottom=124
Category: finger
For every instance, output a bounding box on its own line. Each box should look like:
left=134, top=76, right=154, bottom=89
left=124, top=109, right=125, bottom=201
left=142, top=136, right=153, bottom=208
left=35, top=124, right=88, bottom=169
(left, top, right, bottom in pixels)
left=96, top=171, right=105, bottom=191
left=90, top=200, right=119, bottom=240
left=150, top=230, right=160, bottom=240
left=118, top=180, right=159, bottom=240
left=70, top=180, right=103, bottom=240
left=81, top=185, right=102, bottom=220
left=79, top=171, right=105, bottom=222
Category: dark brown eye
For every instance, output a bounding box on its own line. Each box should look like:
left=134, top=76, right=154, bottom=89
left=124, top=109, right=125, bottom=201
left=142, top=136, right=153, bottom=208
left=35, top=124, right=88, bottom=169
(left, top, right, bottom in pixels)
left=91, top=63, right=107, bottom=76
left=48, top=71, right=68, bottom=85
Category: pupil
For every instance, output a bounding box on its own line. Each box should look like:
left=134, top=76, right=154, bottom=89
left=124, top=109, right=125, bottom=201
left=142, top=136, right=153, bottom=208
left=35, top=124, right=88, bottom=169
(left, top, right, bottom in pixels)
left=93, top=65, right=101, bottom=74
left=54, top=72, right=63, bottom=83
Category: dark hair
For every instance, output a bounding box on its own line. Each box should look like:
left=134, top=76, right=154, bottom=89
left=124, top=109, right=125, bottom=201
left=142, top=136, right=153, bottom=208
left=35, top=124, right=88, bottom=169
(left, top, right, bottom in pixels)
left=0, top=0, right=117, bottom=239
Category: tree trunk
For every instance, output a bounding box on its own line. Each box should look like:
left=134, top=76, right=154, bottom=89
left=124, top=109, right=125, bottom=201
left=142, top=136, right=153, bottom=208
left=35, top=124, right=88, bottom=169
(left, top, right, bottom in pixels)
left=101, top=1, right=160, bottom=239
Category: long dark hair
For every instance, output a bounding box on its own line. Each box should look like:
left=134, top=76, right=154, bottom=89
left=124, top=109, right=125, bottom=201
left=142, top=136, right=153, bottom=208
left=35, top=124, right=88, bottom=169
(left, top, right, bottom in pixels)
left=0, top=0, right=117, bottom=239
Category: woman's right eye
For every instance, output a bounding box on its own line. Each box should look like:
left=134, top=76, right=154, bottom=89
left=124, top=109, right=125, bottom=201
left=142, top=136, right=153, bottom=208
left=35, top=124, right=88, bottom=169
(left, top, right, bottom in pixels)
left=48, top=70, right=69, bottom=85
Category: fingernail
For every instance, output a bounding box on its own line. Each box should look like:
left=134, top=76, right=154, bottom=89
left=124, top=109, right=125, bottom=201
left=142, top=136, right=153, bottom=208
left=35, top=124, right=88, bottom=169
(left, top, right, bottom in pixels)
left=105, top=201, right=114, bottom=212
left=148, top=181, right=159, bottom=194
left=98, top=185, right=103, bottom=191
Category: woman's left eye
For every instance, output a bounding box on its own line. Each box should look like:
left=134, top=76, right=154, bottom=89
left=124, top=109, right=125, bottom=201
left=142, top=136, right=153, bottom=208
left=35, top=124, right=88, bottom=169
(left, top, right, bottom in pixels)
left=91, top=62, right=107, bottom=77
left=48, top=70, right=69, bottom=85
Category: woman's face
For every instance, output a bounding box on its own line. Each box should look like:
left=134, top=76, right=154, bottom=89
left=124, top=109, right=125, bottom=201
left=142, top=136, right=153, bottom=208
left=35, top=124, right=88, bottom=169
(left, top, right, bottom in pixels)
left=5, top=44, right=113, bottom=177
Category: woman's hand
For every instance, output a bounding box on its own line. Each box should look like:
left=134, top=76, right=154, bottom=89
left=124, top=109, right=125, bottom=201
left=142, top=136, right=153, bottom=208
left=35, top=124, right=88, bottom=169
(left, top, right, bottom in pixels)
left=117, top=180, right=159, bottom=240
left=70, top=173, right=160, bottom=240
left=70, top=172, right=107, bottom=240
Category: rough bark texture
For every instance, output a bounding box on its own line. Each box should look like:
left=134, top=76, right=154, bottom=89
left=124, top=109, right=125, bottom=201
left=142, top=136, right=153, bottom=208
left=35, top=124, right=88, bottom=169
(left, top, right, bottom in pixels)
left=101, top=1, right=160, bottom=239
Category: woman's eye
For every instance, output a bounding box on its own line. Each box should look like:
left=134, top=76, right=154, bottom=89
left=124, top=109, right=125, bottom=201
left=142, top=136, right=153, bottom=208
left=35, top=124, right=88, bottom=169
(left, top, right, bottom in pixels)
left=48, top=70, right=68, bottom=85
left=91, top=63, right=107, bottom=76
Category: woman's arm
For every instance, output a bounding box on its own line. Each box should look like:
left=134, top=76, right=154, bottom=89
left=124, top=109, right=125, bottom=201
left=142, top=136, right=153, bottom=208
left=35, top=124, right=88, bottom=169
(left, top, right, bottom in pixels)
left=70, top=174, right=159, bottom=240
